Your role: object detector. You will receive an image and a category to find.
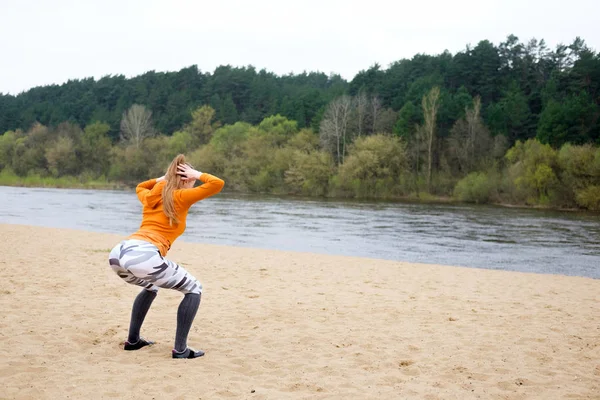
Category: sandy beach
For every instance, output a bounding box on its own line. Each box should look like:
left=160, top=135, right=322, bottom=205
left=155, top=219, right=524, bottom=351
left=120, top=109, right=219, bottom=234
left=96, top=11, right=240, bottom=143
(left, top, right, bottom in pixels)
left=0, top=223, right=598, bottom=399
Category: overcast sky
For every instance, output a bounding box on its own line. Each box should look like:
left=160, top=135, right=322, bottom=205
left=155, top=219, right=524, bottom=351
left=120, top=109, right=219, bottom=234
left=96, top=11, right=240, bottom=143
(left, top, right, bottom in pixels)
left=1, top=0, right=598, bottom=95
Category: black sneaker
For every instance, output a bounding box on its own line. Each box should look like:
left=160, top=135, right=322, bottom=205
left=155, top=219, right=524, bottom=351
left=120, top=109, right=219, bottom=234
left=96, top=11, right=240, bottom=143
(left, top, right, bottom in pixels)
left=172, top=348, right=205, bottom=359
left=124, top=338, right=155, bottom=350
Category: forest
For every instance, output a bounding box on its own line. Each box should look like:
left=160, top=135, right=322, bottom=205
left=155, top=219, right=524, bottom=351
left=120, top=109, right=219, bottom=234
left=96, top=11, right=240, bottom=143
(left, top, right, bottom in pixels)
left=0, top=35, right=598, bottom=210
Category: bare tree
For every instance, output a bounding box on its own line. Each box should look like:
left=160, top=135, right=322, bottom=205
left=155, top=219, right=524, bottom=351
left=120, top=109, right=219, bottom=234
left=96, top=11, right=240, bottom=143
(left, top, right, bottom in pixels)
left=421, top=87, right=440, bottom=193
left=120, top=104, right=155, bottom=148
left=374, top=108, right=399, bottom=134
left=354, top=89, right=369, bottom=137
left=448, top=96, right=492, bottom=172
left=492, top=134, right=509, bottom=159
left=319, top=95, right=352, bottom=164
left=370, top=96, right=382, bottom=135
left=413, top=123, right=426, bottom=197
left=465, top=97, right=492, bottom=167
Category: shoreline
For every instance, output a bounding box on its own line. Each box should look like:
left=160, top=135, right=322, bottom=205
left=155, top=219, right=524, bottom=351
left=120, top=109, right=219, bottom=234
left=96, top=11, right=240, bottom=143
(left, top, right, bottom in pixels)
left=0, top=180, right=595, bottom=214
left=2, top=222, right=598, bottom=281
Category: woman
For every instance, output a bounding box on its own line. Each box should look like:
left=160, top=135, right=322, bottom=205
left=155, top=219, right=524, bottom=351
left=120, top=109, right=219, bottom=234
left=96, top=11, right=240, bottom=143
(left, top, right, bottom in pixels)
left=108, top=154, right=224, bottom=359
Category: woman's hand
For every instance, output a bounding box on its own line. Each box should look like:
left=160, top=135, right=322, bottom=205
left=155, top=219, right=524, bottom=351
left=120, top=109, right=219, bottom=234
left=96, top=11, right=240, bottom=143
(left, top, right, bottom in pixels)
left=177, top=164, right=202, bottom=181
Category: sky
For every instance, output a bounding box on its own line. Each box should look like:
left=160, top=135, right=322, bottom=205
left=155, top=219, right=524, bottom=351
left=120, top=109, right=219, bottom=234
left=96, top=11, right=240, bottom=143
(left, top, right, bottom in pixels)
left=0, top=0, right=598, bottom=95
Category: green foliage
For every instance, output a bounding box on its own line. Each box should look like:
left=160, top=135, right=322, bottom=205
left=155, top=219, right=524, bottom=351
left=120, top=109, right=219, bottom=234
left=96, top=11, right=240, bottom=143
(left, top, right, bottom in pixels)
left=0, top=168, right=118, bottom=189
left=339, top=135, right=408, bottom=180
left=12, top=123, right=50, bottom=176
left=0, top=66, right=342, bottom=137
left=284, top=150, right=335, bottom=196
left=0, top=130, right=18, bottom=169
left=168, top=130, right=194, bottom=157
left=46, top=136, right=78, bottom=177
left=486, top=83, right=532, bottom=141
left=286, top=128, right=320, bottom=153
left=536, top=94, right=599, bottom=146
left=556, top=144, right=600, bottom=208
left=108, top=137, right=171, bottom=184
left=505, top=139, right=560, bottom=205
left=238, top=129, right=284, bottom=192
left=575, top=186, right=600, bottom=210
left=187, top=105, right=219, bottom=146
left=81, top=122, right=112, bottom=177
left=210, top=122, right=253, bottom=154
left=258, top=114, right=298, bottom=137
left=453, top=172, right=492, bottom=203
left=336, top=135, right=409, bottom=198
left=393, top=102, right=419, bottom=138
left=1, top=34, right=600, bottom=210
left=0, top=35, right=597, bottom=153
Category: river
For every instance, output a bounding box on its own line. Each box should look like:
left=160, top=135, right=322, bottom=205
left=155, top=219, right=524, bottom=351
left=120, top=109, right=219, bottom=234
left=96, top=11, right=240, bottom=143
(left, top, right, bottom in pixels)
left=1, top=186, right=598, bottom=278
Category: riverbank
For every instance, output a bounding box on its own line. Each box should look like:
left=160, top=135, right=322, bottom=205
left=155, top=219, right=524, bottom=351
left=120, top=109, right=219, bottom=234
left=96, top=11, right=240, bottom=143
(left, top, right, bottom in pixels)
left=0, top=176, right=592, bottom=213
left=1, top=224, right=598, bottom=399
left=0, top=170, right=126, bottom=190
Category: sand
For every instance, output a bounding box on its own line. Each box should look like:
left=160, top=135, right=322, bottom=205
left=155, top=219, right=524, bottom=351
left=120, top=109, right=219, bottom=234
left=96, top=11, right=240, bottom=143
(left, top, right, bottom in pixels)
left=0, top=223, right=598, bottom=399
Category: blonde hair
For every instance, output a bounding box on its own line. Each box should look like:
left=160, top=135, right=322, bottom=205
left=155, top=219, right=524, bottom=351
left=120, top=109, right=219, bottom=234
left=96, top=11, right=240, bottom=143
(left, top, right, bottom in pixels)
left=162, top=154, right=189, bottom=225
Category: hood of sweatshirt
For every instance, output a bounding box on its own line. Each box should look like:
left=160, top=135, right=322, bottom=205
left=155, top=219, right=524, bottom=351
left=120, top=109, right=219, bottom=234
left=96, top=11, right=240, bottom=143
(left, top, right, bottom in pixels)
left=144, top=180, right=166, bottom=208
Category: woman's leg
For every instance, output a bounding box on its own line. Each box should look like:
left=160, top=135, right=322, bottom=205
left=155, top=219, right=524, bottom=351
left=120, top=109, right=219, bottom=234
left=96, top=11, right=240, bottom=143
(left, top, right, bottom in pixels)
left=174, top=292, right=201, bottom=352
left=110, top=241, right=160, bottom=350
left=154, top=258, right=205, bottom=358
left=127, top=289, right=157, bottom=345
left=110, top=240, right=204, bottom=357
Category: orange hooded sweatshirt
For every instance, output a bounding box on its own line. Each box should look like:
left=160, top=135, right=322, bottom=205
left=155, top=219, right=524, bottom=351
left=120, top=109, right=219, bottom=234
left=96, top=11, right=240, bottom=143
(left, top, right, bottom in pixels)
left=128, top=173, right=225, bottom=256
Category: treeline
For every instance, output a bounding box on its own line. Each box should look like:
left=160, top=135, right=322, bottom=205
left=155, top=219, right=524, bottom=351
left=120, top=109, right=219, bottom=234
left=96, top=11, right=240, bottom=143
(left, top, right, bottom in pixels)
left=0, top=66, right=345, bottom=139
left=1, top=103, right=598, bottom=210
left=0, top=34, right=599, bottom=210
left=1, top=35, right=599, bottom=148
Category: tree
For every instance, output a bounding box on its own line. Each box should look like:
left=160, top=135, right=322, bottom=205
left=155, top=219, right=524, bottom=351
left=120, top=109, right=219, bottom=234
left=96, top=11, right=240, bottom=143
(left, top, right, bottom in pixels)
left=421, top=86, right=441, bottom=192
left=319, top=95, right=352, bottom=164
left=394, top=102, right=419, bottom=138
left=0, top=130, right=18, bottom=170
left=448, top=96, right=493, bottom=173
left=258, top=114, right=298, bottom=138
left=284, top=150, right=334, bottom=196
left=187, top=105, right=219, bottom=147
left=82, top=122, right=112, bottom=177
left=339, top=134, right=408, bottom=180
left=486, top=83, right=532, bottom=142
left=354, top=89, right=369, bottom=137
left=374, top=108, right=398, bottom=134
left=369, top=96, right=382, bottom=135
left=505, top=139, right=559, bottom=204
left=120, top=104, right=156, bottom=148
left=11, top=123, right=50, bottom=176
left=209, top=121, right=252, bottom=156
left=168, top=130, right=194, bottom=158
left=45, top=136, right=78, bottom=177
left=537, top=93, right=598, bottom=146
left=337, top=134, right=409, bottom=198
left=557, top=143, right=600, bottom=208
left=220, top=94, right=238, bottom=124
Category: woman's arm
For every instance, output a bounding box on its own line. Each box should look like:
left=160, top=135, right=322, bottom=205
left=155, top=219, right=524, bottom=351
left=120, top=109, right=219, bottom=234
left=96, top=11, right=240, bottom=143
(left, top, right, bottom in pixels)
left=178, top=173, right=225, bottom=206
left=136, top=176, right=165, bottom=203
left=176, top=165, right=224, bottom=206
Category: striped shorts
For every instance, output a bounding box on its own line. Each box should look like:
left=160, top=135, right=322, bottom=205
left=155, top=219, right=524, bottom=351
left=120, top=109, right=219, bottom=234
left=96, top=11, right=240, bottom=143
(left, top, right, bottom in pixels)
left=108, top=239, right=202, bottom=295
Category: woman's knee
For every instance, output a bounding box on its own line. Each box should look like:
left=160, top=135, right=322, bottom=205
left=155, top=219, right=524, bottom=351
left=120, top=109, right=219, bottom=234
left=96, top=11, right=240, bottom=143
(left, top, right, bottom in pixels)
left=176, top=278, right=202, bottom=295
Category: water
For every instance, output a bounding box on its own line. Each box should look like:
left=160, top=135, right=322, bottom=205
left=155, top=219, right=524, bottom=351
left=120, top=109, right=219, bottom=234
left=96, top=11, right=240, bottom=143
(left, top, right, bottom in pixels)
left=1, top=185, right=599, bottom=279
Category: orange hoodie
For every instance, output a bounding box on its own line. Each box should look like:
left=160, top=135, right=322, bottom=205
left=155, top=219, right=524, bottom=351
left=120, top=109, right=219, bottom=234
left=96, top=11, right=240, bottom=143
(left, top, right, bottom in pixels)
left=128, top=173, right=225, bottom=256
